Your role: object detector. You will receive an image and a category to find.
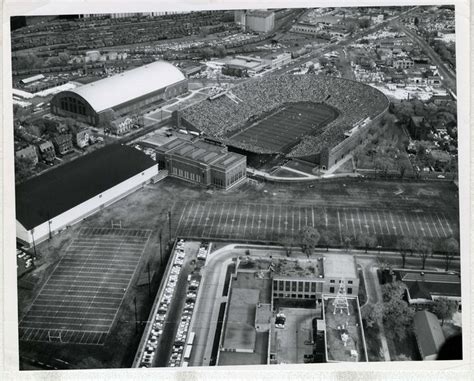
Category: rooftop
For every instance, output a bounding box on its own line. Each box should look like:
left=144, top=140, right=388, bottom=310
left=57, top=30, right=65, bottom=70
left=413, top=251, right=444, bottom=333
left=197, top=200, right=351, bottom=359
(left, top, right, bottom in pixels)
left=16, top=144, right=156, bottom=230
left=323, top=254, right=357, bottom=280
left=221, top=288, right=260, bottom=352
left=67, top=61, right=186, bottom=113
left=413, top=310, right=445, bottom=358
left=272, top=258, right=324, bottom=279
left=159, top=138, right=245, bottom=169
left=323, top=297, right=367, bottom=362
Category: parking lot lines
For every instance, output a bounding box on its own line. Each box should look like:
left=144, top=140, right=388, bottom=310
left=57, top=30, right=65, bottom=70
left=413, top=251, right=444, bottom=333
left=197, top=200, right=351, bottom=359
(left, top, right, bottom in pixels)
left=19, top=228, right=151, bottom=345
left=174, top=201, right=456, bottom=243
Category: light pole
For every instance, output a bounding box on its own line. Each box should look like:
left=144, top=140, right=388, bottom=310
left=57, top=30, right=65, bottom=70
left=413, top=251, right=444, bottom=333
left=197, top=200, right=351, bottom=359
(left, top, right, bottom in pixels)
left=31, top=228, right=37, bottom=259
left=168, top=210, right=172, bottom=240
left=159, top=229, right=163, bottom=267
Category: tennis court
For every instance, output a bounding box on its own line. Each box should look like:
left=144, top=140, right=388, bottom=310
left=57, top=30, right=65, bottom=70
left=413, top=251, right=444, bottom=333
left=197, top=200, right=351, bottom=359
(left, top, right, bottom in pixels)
left=18, top=227, right=151, bottom=345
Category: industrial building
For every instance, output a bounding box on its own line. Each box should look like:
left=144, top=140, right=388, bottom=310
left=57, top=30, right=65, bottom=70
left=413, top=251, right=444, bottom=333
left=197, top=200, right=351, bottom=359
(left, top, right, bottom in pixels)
left=234, top=10, right=275, bottom=33
left=155, top=138, right=247, bottom=190
left=51, top=61, right=188, bottom=126
left=16, top=144, right=158, bottom=245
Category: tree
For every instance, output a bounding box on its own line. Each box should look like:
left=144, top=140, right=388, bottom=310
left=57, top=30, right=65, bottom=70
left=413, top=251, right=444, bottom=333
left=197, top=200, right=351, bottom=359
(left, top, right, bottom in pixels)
left=377, top=287, right=415, bottom=341
left=356, top=233, right=377, bottom=253
left=441, top=237, right=459, bottom=271
left=282, top=238, right=294, bottom=257
left=416, top=239, right=432, bottom=270
left=318, top=57, right=329, bottom=67
left=381, top=281, right=407, bottom=302
left=319, top=229, right=336, bottom=251
left=358, top=18, right=371, bottom=29
left=361, top=304, right=378, bottom=328
left=15, top=156, right=35, bottom=183
left=432, top=297, right=458, bottom=326
left=397, top=236, right=416, bottom=268
left=397, top=160, right=411, bottom=179
left=299, top=226, right=320, bottom=258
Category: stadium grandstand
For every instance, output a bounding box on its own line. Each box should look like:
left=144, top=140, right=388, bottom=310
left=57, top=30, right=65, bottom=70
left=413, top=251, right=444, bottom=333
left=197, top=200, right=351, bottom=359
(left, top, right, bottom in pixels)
left=16, top=145, right=158, bottom=245
left=177, top=75, right=389, bottom=169
left=51, top=61, right=188, bottom=125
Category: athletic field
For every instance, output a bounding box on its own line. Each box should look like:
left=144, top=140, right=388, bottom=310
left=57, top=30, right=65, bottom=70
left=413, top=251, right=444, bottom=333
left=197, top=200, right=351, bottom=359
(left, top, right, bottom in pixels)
left=18, top=228, right=151, bottom=345
left=175, top=201, right=455, bottom=242
left=229, top=102, right=338, bottom=153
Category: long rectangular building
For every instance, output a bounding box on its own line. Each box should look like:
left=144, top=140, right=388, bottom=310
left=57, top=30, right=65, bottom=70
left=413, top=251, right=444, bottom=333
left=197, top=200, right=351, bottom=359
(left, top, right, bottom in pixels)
left=16, top=144, right=158, bottom=245
left=155, top=138, right=246, bottom=190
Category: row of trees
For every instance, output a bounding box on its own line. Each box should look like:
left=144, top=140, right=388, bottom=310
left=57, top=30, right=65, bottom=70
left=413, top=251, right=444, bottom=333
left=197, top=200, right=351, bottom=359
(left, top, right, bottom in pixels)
left=284, top=225, right=459, bottom=271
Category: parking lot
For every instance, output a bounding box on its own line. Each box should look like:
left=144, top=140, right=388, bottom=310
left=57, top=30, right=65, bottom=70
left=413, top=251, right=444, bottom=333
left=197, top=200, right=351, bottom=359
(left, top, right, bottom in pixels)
left=175, top=200, right=455, bottom=242
left=18, top=227, right=151, bottom=345
left=136, top=240, right=206, bottom=368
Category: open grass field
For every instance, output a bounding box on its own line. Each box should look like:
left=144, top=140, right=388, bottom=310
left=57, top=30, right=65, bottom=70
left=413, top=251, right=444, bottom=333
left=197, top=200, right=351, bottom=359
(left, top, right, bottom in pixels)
left=18, top=228, right=151, bottom=346
left=175, top=200, right=455, bottom=242
left=229, top=102, right=338, bottom=153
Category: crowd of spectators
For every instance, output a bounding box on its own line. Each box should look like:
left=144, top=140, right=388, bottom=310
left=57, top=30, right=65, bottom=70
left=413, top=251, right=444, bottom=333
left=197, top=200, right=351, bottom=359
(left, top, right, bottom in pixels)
left=180, top=74, right=389, bottom=155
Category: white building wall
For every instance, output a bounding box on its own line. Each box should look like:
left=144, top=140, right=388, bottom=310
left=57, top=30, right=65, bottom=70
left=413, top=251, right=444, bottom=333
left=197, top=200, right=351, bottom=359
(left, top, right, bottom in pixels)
left=18, top=165, right=158, bottom=245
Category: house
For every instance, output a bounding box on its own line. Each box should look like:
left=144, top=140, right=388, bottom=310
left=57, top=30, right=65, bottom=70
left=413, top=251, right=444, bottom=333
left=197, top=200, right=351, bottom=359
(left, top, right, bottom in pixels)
left=408, top=116, right=430, bottom=140
left=110, top=116, right=133, bottom=135
left=393, top=58, right=414, bottom=70
left=74, top=128, right=90, bottom=148
left=413, top=310, right=445, bottom=360
left=52, top=134, right=73, bottom=155
left=37, top=140, right=56, bottom=162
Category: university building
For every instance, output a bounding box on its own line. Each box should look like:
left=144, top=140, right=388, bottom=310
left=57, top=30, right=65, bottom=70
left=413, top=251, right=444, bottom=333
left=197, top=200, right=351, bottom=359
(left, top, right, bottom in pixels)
left=155, top=138, right=247, bottom=190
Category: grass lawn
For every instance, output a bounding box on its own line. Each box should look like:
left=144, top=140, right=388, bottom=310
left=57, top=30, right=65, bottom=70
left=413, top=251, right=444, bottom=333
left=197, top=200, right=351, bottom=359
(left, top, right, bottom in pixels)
left=333, top=158, right=354, bottom=174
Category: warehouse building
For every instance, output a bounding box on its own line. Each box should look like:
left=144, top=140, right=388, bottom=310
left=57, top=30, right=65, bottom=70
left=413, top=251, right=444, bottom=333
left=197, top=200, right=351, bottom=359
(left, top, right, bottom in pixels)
left=50, top=61, right=188, bottom=126
left=16, top=144, right=158, bottom=245
left=155, top=138, right=247, bottom=190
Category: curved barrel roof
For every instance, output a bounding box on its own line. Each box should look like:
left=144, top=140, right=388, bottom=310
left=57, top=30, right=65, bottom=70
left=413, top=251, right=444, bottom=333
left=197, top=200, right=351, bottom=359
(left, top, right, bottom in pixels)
left=70, top=61, right=186, bottom=113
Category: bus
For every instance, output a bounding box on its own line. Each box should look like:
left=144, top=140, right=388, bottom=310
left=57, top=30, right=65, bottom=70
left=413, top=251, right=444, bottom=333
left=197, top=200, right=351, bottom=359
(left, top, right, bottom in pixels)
left=187, top=332, right=195, bottom=346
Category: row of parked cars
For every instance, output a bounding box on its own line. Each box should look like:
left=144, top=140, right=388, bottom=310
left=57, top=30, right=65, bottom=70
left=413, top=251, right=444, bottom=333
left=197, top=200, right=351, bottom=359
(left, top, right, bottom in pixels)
left=168, top=273, right=201, bottom=367
left=17, top=249, right=35, bottom=272
left=139, top=239, right=187, bottom=367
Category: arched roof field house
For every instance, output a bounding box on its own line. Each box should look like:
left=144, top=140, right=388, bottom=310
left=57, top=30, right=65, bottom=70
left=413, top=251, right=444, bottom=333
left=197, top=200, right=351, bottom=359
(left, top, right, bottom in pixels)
left=51, top=61, right=187, bottom=125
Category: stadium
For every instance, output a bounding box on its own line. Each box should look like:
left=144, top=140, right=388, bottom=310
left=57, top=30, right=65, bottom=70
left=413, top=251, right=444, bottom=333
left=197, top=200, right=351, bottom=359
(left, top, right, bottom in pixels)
left=51, top=61, right=188, bottom=126
left=176, top=75, right=389, bottom=169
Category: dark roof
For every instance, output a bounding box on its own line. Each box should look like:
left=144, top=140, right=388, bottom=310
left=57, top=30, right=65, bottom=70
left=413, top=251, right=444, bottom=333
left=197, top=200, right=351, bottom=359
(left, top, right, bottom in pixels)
left=408, top=281, right=432, bottom=300
left=16, top=144, right=156, bottom=230
left=413, top=311, right=445, bottom=358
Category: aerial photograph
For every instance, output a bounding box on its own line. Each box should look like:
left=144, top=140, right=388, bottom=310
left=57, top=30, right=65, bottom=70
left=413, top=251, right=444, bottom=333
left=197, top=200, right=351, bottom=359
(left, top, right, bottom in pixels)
left=10, top=5, right=462, bottom=371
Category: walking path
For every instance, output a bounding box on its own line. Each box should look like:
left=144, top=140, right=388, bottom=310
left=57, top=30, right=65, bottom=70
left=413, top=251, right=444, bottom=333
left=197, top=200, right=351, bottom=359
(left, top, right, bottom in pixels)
left=357, top=257, right=391, bottom=361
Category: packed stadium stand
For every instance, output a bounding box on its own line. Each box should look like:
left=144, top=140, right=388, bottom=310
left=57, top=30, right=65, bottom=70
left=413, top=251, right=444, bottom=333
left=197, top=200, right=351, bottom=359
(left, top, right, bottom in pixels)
left=177, top=75, right=389, bottom=169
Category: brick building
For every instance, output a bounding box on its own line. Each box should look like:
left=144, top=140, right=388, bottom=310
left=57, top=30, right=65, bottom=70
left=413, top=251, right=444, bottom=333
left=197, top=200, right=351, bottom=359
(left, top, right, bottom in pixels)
left=155, top=138, right=247, bottom=190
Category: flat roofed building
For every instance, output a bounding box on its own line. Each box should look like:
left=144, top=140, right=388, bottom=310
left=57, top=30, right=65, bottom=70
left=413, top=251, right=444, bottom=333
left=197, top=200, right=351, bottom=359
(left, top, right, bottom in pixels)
left=221, top=288, right=260, bottom=353
left=51, top=61, right=187, bottom=126
left=155, top=138, right=246, bottom=190
left=235, top=9, right=275, bottom=33
left=323, top=253, right=359, bottom=295
left=16, top=144, right=158, bottom=245
left=272, top=254, right=359, bottom=301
